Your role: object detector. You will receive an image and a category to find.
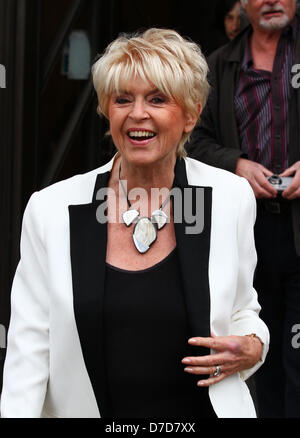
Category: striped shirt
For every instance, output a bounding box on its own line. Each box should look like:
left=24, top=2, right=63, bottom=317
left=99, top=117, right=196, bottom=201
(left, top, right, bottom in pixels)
left=234, top=18, right=297, bottom=174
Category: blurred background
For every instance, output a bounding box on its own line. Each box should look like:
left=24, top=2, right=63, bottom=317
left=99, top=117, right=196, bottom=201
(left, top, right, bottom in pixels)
left=0, top=0, right=244, bottom=390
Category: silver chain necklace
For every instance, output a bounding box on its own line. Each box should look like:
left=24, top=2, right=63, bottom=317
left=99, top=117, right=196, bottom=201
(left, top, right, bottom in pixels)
left=119, top=164, right=170, bottom=253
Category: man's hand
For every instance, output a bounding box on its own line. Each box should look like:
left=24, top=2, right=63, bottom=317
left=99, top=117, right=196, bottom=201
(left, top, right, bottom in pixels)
left=235, top=158, right=277, bottom=198
left=280, top=161, right=300, bottom=200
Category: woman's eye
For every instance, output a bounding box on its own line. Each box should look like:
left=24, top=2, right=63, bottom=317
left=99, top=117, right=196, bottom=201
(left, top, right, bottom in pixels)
left=151, top=96, right=165, bottom=104
left=115, top=97, right=130, bottom=104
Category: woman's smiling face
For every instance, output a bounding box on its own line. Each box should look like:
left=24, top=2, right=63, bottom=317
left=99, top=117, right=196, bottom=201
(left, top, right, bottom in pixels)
left=107, top=76, right=197, bottom=168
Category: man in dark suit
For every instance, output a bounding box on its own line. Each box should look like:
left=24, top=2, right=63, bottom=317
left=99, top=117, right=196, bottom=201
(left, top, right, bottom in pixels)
left=186, top=0, right=300, bottom=418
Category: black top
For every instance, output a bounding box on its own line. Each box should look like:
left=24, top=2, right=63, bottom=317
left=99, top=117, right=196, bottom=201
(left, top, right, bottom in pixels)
left=103, top=248, right=216, bottom=418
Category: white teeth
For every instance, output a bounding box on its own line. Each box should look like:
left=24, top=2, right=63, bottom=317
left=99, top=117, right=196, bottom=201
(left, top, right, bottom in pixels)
left=128, top=131, right=155, bottom=138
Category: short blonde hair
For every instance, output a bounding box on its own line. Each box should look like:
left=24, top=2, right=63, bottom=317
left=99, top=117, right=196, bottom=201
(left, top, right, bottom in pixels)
left=92, top=28, right=209, bottom=157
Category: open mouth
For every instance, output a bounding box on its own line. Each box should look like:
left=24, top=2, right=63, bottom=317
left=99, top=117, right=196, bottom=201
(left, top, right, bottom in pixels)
left=127, top=130, right=157, bottom=141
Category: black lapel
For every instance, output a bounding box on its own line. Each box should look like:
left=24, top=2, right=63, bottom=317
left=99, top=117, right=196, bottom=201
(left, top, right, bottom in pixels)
left=172, top=159, right=212, bottom=356
left=69, top=170, right=110, bottom=417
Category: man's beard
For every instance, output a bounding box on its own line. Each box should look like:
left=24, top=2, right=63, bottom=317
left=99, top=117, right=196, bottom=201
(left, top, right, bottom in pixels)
left=259, top=5, right=291, bottom=30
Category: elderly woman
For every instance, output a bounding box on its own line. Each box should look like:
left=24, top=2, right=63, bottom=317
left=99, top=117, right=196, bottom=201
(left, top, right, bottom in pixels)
left=1, top=28, right=269, bottom=418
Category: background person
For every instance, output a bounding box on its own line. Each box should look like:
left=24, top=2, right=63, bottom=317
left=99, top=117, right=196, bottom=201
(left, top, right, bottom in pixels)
left=214, top=0, right=242, bottom=48
left=1, top=28, right=268, bottom=418
left=186, top=0, right=300, bottom=418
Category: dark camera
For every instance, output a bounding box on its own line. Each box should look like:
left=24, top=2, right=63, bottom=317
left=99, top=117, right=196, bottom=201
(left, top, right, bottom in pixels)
left=267, top=174, right=293, bottom=193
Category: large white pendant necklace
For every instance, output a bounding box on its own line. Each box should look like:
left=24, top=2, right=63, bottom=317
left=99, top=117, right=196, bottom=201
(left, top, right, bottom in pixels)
left=119, top=164, right=170, bottom=254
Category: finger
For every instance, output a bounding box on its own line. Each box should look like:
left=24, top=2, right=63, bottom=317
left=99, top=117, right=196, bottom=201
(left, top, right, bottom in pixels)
left=280, top=167, right=296, bottom=177
left=197, top=373, right=225, bottom=387
left=281, top=178, right=300, bottom=199
left=189, top=336, right=230, bottom=348
left=188, top=336, right=243, bottom=353
left=282, top=186, right=300, bottom=200
left=249, top=178, right=276, bottom=199
left=182, top=352, right=226, bottom=366
left=261, top=167, right=274, bottom=177
left=255, top=175, right=278, bottom=197
left=188, top=337, right=215, bottom=347
left=281, top=186, right=294, bottom=198
left=184, top=365, right=226, bottom=376
left=188, top=336, right=227, bottom=353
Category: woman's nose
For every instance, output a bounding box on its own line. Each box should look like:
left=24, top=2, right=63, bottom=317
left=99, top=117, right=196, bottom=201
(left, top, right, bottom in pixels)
left=233, top=16, right=240, bottom=30
left=234, top=22, right=240, bottom=31
left=128, top=100, right=150, bottom=120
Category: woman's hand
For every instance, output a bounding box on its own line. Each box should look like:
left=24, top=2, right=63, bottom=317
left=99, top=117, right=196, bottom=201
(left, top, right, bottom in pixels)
left=182, top=334, right=263, bottom=387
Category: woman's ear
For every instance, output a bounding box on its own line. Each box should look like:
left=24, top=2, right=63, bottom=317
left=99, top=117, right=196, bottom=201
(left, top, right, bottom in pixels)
left=184, top=103, right=202, bottom=133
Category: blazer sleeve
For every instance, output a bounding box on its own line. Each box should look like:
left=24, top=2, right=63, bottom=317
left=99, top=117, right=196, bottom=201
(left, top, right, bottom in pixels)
left=229, top=178, right=270, bottom=381
left=0, top=193, right=49, bottom=418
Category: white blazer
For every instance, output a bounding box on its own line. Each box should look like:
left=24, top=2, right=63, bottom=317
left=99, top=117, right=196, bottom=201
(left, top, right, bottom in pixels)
left=0, top=155, right=269, bottom=418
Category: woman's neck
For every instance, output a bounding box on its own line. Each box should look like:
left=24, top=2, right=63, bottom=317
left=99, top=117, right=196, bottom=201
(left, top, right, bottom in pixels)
left=115, top=154, right=177, bottom=193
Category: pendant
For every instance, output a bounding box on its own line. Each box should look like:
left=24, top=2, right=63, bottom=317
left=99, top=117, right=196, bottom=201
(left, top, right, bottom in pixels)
left=122, top=209, right=168, bottom=253
left=151, top=210, right=168, bottom=230
left=119, top=162, right=170, bottom=254
left=122, top=209, right=139, bottom=227
left=133, top=217, right=157, bottom=253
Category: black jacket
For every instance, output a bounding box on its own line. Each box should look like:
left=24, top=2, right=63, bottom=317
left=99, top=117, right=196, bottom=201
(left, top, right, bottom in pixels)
left=187, top=21, right=300, bottom=255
